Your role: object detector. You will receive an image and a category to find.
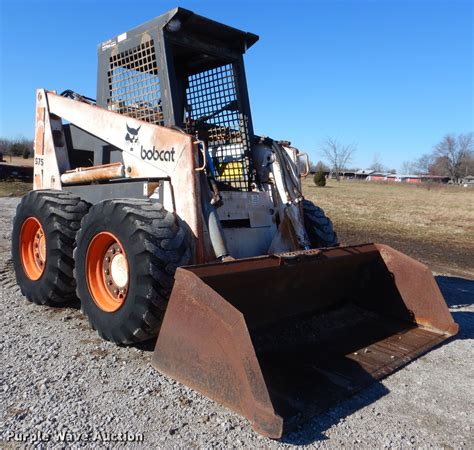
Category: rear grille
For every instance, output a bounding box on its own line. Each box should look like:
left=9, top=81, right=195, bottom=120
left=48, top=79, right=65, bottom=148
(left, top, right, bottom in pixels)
left=185, top=64, right=252, bottom=191
left=107, top=40, right=164, bottom=125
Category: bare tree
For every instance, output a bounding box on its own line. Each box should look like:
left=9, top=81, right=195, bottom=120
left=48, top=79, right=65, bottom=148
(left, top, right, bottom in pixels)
left=435, top=133, right=473, bottom=182
left=430, top=156, right=450, bottom=176
left=0, top=138, right=9, bottom=154
left=460, top=152, right=474, bottom=178
left=413, top=153, right=434, bottom=175
left=400, top=161, right=414, bottom=175
left=312, top=160, right=329, bottom=172
left=398, top=132, right=473, bottom=179
left=401, top=155, right=432, bottom=175
left=369, top=152, right=385, bottom=172
left=320, top=138, right=356, bottom=181
left=307, top=160, right=328, bottom=173
left=458, top=133, right=474, bottom=177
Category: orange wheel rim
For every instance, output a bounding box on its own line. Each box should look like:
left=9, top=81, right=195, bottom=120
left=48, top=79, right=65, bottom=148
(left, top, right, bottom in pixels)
left=86, top=232, right=129, bottom=312
left=20, top=217, right=46, bottom=280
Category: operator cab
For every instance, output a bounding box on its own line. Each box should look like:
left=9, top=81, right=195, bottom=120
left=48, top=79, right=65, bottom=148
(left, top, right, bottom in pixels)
left=97, top=7, right=259, bottom=191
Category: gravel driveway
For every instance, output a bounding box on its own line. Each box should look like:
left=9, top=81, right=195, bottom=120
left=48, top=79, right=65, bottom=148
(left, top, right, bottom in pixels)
left=1, top=197, right=473, bottom=448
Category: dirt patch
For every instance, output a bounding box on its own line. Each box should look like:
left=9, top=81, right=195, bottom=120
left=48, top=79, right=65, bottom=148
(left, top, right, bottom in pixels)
left=0, top=181, right=32, bottom=197
left=338, top=228, right=473, bottom=279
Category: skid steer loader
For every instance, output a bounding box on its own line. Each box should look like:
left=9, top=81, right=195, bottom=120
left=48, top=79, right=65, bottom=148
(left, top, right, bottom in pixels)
left=12, top=7, right=457, bottom=438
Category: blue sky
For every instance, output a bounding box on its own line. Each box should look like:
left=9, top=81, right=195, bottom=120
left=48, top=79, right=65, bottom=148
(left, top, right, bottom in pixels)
left=0, top=0, right=472, bottom=170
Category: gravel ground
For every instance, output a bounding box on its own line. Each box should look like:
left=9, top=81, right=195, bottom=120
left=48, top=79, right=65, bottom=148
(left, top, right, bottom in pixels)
left=1, top=197, right=473, bottom=448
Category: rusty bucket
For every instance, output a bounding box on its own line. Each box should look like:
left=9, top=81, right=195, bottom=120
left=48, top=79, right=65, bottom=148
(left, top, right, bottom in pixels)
left=152, top=243, right=458, bottom=438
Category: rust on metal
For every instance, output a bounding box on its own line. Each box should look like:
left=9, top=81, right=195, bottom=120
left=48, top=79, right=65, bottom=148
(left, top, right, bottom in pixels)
left=296, top=152, right=310, bottom=177
left=33, top=102, right=45, bottom=189
left=152, top=243, right=458, bottom=438
left=102, top=241, right=129, bottom=300
left=33, top=89, right=65, bottom=190
left=60, top=162, right=125, bottom=185
left=34, top=106, right=45, bottom=156
left=46, top=91, right=206, bottom=264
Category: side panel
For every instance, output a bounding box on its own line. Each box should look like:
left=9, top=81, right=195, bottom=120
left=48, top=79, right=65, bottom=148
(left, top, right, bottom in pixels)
left=152, top=269, right=283, bottom=438
left=46, top=92, right=184, bottom=179
left=64, top=180, right=162, bottom=205
left=33, top=101, right=45, bottom=189
left=217, top=191, right=277, bottom=258
left=33, top=90, right=70, bottom=189
left=37, top=90, right=205, bottom=263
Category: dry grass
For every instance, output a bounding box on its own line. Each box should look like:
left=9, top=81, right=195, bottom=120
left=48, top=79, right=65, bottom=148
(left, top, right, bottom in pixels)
left=0, top=156, right=34, bottom=167
left=0, top=181, right=32, bottom=197
left=0, top=178, right=472, bottom=276
left=304, top=179, right=474, bottom=278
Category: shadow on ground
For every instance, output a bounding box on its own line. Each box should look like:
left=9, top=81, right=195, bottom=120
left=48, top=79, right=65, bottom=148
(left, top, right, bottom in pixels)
left=280, top=382, right=389, bottom=444
left=280, top=275, right=473, bottom=444
left=2, top=256, right=472, bottom=444
left=436, top=275, right=474, bottom=339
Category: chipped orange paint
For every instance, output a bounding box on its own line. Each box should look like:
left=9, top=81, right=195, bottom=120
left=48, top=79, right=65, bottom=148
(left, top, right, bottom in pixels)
left=43, top=91, right=206, bottom=264
left=33, top=104, right=45, bottom=189
left=34, top=106, right=45, bottom=156
left=61, top=162, right=125, bottom=184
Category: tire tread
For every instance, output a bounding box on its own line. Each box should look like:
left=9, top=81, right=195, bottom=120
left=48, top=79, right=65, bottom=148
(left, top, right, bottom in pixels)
left=303, top=199, right=339, bottom=248
left=12, top=190, right=90, bottom=305
left=75, top=199, right=190, bottom=344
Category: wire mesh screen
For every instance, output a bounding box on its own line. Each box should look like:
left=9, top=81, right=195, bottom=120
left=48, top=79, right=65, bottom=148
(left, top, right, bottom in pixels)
left=107, top=40, right=164, bottom=125
left=185, top=64, right=252, bottom=191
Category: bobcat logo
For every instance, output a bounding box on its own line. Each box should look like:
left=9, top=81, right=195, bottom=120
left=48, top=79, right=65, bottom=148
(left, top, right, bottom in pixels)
left=125, top=124, right=141, bottom=149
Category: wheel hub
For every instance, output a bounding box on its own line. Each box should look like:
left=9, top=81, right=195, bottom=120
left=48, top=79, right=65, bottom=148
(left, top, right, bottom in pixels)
left=34, top=228, right=46, bottom=267
left=103, top=243, right=129, bottom=299
left=20, top=217, right=46, bottom=280
left=86, top=232, right=129, bottom=312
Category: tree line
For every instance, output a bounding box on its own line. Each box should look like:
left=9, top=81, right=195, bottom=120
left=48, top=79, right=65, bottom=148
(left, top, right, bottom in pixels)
left=0, top=138, right=34, bottom=159
left=400, top=133, right=473, bottom=182
left=2, top=132, right=473, bottom=183
left=312, top=132, right=473, bottom=183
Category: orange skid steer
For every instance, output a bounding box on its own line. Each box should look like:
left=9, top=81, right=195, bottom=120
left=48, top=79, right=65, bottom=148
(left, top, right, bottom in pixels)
left=12, top=8, right=457, bottom=438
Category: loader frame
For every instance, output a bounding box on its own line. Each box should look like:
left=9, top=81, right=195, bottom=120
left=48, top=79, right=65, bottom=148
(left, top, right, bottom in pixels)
left=18, top=7, right=459, bottom=440
left=33, top=89, right=206, bottom=262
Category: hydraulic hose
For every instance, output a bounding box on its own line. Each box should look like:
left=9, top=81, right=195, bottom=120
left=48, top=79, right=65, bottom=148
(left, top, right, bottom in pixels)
left=199, top=173, right=229, bottom=260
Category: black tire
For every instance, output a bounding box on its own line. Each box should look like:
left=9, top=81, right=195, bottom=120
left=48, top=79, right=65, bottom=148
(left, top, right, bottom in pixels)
left=74, top=199, right=191, bottom=345
left=302, top=199, right=339, bottom=248
left=12, top=190, right=90, bottom=305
